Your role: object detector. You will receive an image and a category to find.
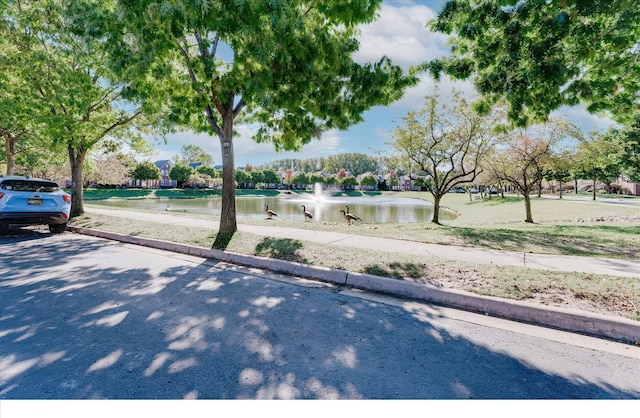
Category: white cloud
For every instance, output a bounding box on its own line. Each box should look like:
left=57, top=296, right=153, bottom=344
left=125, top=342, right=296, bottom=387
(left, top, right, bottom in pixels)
left=354, top=3, right=449, bottom=68
left=551, top=105, right=616, bottom=134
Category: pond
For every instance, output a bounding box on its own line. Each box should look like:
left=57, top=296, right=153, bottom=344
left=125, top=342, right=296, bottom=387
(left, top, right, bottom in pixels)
left=88, top=189, right=457, bottom=224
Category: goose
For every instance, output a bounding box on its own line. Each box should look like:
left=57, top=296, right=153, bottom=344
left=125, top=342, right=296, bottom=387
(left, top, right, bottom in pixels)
left=265, top=204, right=278, bottom=219
left=340, top=209, right=361, bottom=225
left=345, top=205, right=361, bottom=221
left=301, top=205, right=313, bottom=222
left=165, top=204, right=171, bottom=212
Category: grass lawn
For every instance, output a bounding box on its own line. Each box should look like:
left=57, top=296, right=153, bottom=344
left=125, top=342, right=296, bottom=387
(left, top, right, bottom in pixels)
left=70, top=188, right=640, bottom=321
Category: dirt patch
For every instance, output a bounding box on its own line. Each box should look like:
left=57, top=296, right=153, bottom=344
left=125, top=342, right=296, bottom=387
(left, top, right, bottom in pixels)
left=412, top=267, right=639, bottom=320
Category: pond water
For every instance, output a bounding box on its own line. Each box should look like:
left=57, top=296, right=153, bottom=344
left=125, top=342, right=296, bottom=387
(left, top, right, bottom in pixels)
left=88, top=191, right=457, bottom=224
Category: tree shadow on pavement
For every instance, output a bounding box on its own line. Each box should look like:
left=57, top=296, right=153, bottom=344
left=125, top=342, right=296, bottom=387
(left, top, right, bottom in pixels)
left=3, top=233, right=639, bottom=401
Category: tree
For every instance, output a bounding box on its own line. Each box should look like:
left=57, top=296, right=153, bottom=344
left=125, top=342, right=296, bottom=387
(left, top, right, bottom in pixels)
left=490, top=119, right=575, bottom=222
left=0, top=2, right=44, bottom=176
left=185, top=173, right=206, bottom=189
left=131, top=161, right=160, bottom=187
left=292, top=172, right=311, bottom=189
left=283, top=169, right=295, bottom=188
left=613, top=115, right=640, bottom=182
left=545, top=152, right=573, bottom=198
left=110, top=0, right=417, bottom=234
left=176, top=145, right=214, bottom=167
left=427, top=0, right=640, bottom=126
left=235, top=170, right=251, bottom=189
left=261, top=169, right=280, bottom=188
left=573, top=132, right=622, bottom=200
left=92, top=153, right=137, bottom=186
left=324, top=176, right=338, bottom=186
left=389, top=90, right=501, bottom=223
left=170, top=164, right=195, bottom=188
left=308, top=173, right=325, bottom=186
left=196, top=165, right=219, bottom=179
left=1, top=1, right=153, bottom=217
left=0, top=115, right=34, bottom=176
left=340, top=176, right=358, bottom=190
left=250, top=170, right=264, bottom=187
left=323, top=153, right=379, bottom=176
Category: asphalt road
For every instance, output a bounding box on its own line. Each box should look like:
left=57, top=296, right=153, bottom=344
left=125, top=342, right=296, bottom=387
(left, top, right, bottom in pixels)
left=1, top=230, right=639, bottom=400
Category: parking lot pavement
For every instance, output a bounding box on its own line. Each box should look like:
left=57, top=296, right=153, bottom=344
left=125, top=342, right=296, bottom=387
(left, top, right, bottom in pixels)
left=1, top=232, right=639, bottom=401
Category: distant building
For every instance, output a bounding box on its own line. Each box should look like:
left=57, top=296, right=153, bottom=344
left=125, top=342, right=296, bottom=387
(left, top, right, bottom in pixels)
left=154, top=160, right=177, bottom=188
left=616, top=176, right=640, bottom=196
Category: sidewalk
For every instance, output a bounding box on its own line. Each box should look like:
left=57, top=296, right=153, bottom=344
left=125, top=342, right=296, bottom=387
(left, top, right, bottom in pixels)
left=72, top=207, right=640, bottom=345
left=85, top=206, right=640, bottom=278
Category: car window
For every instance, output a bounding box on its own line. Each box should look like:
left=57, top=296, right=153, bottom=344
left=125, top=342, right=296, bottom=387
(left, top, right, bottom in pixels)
left=0, top=180, right=59, bottom=192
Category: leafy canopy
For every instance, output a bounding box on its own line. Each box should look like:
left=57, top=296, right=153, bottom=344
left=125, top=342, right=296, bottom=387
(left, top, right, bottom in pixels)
left=107, top=0, right=417, bottom=150
left=426, top=0, right=640, bottom=126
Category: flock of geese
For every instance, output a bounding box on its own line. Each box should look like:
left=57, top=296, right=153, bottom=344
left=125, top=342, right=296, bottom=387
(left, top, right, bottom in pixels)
left=265, top=204, right=362, bottom=225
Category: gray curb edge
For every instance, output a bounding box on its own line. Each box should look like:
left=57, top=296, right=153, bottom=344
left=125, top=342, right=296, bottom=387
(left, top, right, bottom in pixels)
left=68, top=226, right=640, bottom=346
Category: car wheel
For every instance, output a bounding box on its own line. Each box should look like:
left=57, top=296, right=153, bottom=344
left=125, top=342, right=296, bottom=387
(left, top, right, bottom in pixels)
left=49, top=223, right=67, bottom=234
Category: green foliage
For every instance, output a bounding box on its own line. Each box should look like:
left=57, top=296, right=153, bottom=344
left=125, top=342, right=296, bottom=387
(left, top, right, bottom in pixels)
left=131, top=161, right=161, bottom=181
left=359, top=174, right=378, bottom=188
left=250, top=170, right=264, bottom=185
left=261, top=169, right=280, bottom=185
left=309, top=173, right=325, bottom=185
left=429, top=0, right=640, bottom=126
left=196, top=165, right=219, bottom=178
left=169, top=164, right=195, bottom=182
left=323, top=153, right=380, bottom=176
left=235, top=169, right=251, bottom=186
left=614, top=115, right=640, bottom=182
left=324, top=176, right=338, bottom=186
left=260, top=153, right=381, bottom=176
left=292, top=172, right=310, bottom=186
left=573, top=132, right=622, bottom=197
left=340, top=176, right=358, bottom=187
left=544, top=153, right=573, bottom=193
left=0, top=0, right=156, bottom=216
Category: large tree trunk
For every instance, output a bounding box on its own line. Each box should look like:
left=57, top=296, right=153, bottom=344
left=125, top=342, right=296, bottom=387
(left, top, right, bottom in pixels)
left=559, top=180, right=563, bottom=199
left=524, top=192, right=533, bottom=223
left=592, top=177, right=597, bottom=201
left=68, top=144, right=87, bottom=218
left=218, top=116, right=237, bottom=235
left=3, top=134, right=16, bottom=175
left=431, top=193, right=442, bottom=224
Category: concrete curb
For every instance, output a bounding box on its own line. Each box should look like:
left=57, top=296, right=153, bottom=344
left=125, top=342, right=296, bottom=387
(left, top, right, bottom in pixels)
left=68, top=226, right=640, bottom=346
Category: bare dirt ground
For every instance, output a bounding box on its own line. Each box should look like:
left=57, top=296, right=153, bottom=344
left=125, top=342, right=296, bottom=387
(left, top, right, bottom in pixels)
left=417, top=269, right=639, bottom=321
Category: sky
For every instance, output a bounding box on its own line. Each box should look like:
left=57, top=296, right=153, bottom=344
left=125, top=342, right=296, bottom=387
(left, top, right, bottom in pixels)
left=148, top=0, right=615, bottom=168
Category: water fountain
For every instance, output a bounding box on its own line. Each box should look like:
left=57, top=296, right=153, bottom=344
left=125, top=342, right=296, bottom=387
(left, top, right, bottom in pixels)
left=313, top=182, right=325, bottom=202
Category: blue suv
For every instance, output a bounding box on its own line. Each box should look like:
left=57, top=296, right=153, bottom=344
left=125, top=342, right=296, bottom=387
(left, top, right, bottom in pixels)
left=0, top=176, right=72, bottom=234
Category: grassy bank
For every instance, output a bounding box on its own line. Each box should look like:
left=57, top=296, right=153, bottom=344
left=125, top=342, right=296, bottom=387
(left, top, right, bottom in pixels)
left=69, top=190, right=640, bottom=321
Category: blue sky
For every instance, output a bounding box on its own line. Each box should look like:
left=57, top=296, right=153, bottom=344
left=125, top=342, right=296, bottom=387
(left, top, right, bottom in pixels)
left=150, top=0, right=615, bottom=167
